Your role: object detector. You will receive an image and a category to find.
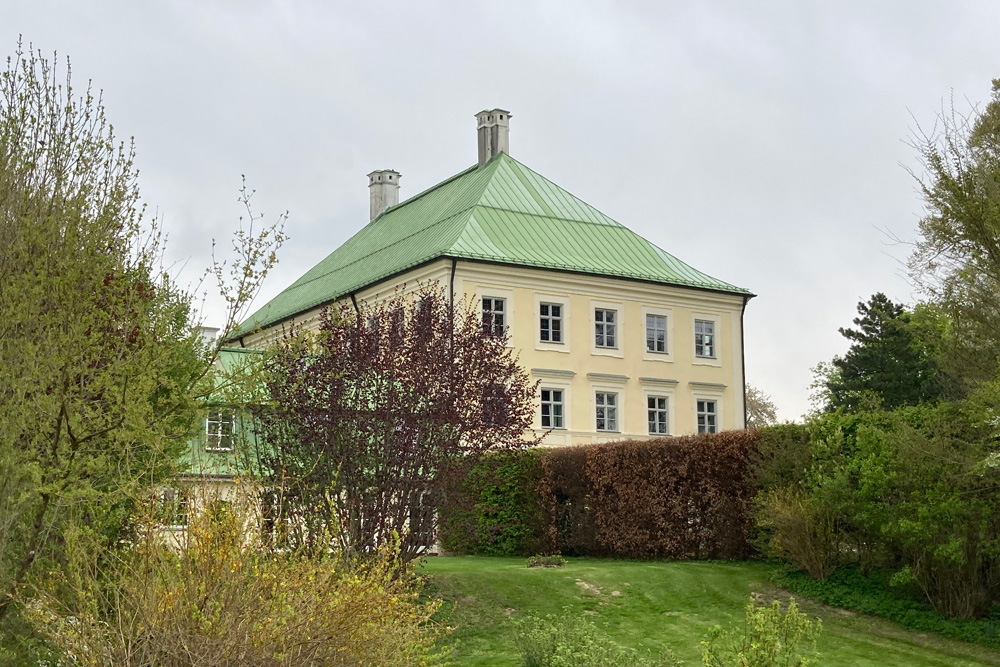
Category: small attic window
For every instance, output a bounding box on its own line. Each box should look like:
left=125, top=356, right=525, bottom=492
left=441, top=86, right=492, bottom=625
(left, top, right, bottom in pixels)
left=388, top=175, right=392, bottom=180
left=499, top=114, right=504, bottom=119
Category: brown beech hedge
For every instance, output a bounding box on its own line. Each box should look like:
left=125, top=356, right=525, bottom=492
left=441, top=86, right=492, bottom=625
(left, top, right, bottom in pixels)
left=439, top=430, right=760, bottom=559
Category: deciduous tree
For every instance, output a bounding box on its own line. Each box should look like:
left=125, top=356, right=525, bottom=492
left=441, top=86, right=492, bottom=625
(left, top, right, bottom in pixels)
left=909, top=79, right=1000, bottom=387
left=0, top=42, right=284, bottom=632
left=745, top=385, right=778, bottom=428
left=251, top=288, right=540, bottom=563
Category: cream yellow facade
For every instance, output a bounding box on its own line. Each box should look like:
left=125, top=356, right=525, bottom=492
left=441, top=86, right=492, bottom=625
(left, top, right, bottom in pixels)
left=242, top=257, right=748, bottom=444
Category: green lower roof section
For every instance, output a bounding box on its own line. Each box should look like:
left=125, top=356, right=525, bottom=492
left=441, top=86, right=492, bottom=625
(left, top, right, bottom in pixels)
left=181, top=348, right=262, bottom=479
left=232, top=152, right=750, bottom=338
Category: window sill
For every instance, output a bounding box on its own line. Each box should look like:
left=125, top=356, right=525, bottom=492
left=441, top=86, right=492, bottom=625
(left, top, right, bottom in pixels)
left=536, top=341, right=570, bottom=353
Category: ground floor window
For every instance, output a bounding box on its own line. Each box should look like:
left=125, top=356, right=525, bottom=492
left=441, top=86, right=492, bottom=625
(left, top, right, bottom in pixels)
left=697, top=399, right=717, bottom=434
left=541, top=388, right=565, bottom=428
left=596, top=392, right=618, bottom=432
left=158, top=488, right=189, bottom=527
left=648, top=396, right=669, bottom=435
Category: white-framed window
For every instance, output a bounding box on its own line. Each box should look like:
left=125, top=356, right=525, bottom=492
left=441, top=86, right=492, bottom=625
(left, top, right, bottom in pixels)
left=539, top=303, right=563, bottom=343
left=540, top=388, right=565, bottom=428
left=206, top=409, right=235, bottom=452
left=482, top=296, right=506, bottom=337
left=595, top=308, right=617, bottom=348
left=695, top=319, right=715, bottom=358
left=158, top=488, right=189, bottom=528
left=648, top=395, right=669, bottom=435
left=390, top=307, right=405, bottom=347
left=697, top=399, right=718, bottom=434
left=595, top=391, right=619, bottom=432
left=646, top=314, right=667, bottom=353
left=482, top=382, right=507, bottom=426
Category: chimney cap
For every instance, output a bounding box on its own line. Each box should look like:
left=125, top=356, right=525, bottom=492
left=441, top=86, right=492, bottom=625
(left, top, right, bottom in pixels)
left=367, top=169, right=401, bottom=185
left=475, top=109, right=512, bottom=126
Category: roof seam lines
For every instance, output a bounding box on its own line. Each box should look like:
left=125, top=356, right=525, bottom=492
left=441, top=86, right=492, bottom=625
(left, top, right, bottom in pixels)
left=276, top=209, right=475, bottom=292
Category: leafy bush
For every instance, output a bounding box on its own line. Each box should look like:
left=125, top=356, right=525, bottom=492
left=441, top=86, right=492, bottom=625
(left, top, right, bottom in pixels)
left=526, top=554, right=566, bottom=568
left=437, top=449, right=545, bottom=556
left=700, top=597, right=821, bottom=667
left=753, top=423, right=812, bottom=491
left=512, top=613, right=679, bottom=667
left=25, top=497, right=446, bottom=667
left=803, top=403, right=1000, bottom=617
left=773, top=565, right=1000, bottom=650
left=757, top=486, right=839, bottom=579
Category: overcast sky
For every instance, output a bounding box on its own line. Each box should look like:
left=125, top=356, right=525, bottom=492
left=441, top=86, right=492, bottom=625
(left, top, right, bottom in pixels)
left=7, top=1, right=999, bottom=420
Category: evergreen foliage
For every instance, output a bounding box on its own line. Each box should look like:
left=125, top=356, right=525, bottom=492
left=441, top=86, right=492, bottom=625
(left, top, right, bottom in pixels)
left=825, top=293, right=942, bottom=411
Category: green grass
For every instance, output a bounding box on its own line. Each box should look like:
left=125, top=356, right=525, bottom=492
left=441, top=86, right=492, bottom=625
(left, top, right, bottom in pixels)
left=419, top=556, right=1000, bottom=667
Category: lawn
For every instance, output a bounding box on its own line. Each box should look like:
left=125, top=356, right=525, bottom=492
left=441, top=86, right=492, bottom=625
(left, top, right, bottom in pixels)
left=419, top=556, right=1000, bottom=667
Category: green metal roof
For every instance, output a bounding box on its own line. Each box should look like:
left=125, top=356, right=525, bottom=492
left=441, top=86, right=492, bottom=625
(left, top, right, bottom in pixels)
left=232, top=152, right=750, bottom=337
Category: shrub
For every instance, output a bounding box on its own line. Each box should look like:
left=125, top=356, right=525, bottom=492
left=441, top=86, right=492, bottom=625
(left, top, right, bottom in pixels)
left=773, top=565, right=1000, bottom=650
left=753, top=423, right=812, bottom=491
left=512, top=613, right=679, bottom=667
left=25, top=497, right=445, bottom=667
left=757, top=486, right=839, bottom=579
left=700, top=597, right=821, bottom=667
left=526, top=554, right=566, bottom=568
left=438, top=449, right=545, bottom=555
left=804, top=404, right=1000, bottom=617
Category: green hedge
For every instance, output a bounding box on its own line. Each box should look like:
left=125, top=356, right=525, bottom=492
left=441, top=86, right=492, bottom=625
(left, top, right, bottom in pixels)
left=438, top=430, right=760, bottom=559
left=437, top=449, right=545, bottom=556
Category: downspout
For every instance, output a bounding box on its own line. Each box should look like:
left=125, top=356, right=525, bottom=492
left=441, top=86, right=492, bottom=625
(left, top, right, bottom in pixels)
left=740, top=294, right=750, bottom=429
left=449, top=257, right=457, bottom=360
left=449, top=258, right=457, bottom=320
left=350, top=293, right=361, bottom=327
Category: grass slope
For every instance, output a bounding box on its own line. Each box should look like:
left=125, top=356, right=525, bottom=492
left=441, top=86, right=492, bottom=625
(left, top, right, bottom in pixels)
left=420, top=557, right=1000, bottom=667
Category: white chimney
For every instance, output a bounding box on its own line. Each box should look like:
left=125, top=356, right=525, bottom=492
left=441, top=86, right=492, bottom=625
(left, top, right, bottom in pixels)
left=476, top=109, right=511, bottom=166
left=368, top=169, right=401, bottom=220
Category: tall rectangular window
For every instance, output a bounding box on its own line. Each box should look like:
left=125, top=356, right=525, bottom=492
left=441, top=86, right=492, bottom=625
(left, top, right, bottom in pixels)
left=695, top=319, right=715, bottom=358
left=482, top=297, right=506, bottom=337
left=646, top=314, right=667, bottom=353
left=482, top=383, right=507, bottom=426
left=595, top=309, right=617, bottom=348
left=539, top=303, right=563, bottom=343
left=158, top=488, right=189, bottom=527
left=648, top=396, right=669, bottom=435
left=697, top=399, right=717, bottom=434
left=595, top=392, right=618, bottom=432
left=540, top=388, right=564, bottom=428
left=206, top=409, right=235, bottom=451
